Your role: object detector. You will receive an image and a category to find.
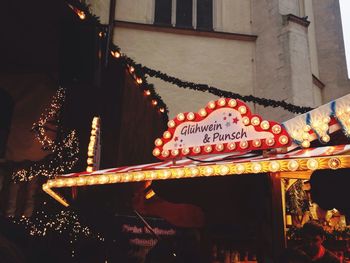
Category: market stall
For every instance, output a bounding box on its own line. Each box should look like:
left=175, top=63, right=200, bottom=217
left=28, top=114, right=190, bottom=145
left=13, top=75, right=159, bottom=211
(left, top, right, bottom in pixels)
left=43, top=95, right=350, bottom=262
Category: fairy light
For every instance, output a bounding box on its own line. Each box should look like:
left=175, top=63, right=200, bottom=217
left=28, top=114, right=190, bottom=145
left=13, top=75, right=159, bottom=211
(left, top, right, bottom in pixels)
left=12, top=87, right=79, bottom=182
left=12, top=209, right=105, bottom=258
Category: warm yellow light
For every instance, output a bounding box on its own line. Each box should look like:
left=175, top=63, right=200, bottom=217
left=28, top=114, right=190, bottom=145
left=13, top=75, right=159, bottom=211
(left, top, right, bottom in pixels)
left=328, top=158, right=341, bottom=169
left=252, top=139, right=261, bottom=148
left=251, top=117, right=260, bottom=126
left=321, top=134, right=330, bottom=143
left=145, top=190, right=156, bottom=199
left=215, top=144, right=224, bottom=151
left=168, top=120, right=176, bottom=128
left=187, top=112, right=195, bottom=120
left=204, top=167, right=214, bottom=176
left=307, top=159, right=319, bottom=170
left=238, top=106, right=247, bottom=114
left=204, top=145, right=212, bottom=153
left=87, top=177, right=97, bottom=185
left=171, top=149, right=179, bottom=156
left=66, top=178, right=76, bottom=186
left=144, top=90, right=151, bottom=96
left=242, top=117, right=250, bottom=125
left=269, top=161, right=280, bottom=172
left=193, top=146, right=201, bottom=154
left=77, top=11, right=86, bottom=20
left=272, top=124, right=282, bottom=134
left=227, top=142, right=236, bottom=150
left=182, top=148, right=190, bottom=155
left=129, top=66, right=135, bottom=73
left=208, top=101, right=216, bottom=109
left=252, top=163, right=262, bottom=173
left=174, top=169, right=185, bottom=178
left=136, top=78, right=143, bottom=84
left=266, top=138, right=275, bottom=146
left=77, top=178, right=87, bottom=186
left=86, top=166, right=93, bottom=172
left=98, top=175, right=109, bottom=184
left=134, top=172, right=145, bottom=181
left=190, top=168, right=200, bottom=177
left=198, top=108, right=207, bottom=117
left=260, top=120, right=270, bottom=130
left=87, top=158, right=94, bottom=165
left=155, top=138, right=163, bottom=146
left=236, top=164, right=245, bottom=174
left=303, top=125, right=311, bottom=132
left=163, top=131, right=171, bottom=139
left=219, top=165, right=230, bottom=175
left=240, top=141, right=248, bottom=149
left=161, top=150, right=169, bottom=158
left=152, top=100, right=158, bottom=106
left=279, top=135, right=289, bottom=145
left=112, top=51, right=121, bottom=58
left=159, top=108, right=165, bottom=113
left=301, top=140, right=310, bottom=148
left=218, top=98, right=226, bottom=106
left=110, top=174, right=121, bottom=183
left=177, top=113, right=185, bottom=121
left=153, top=148, right=160, bottom=156
left=228, top=99, right=237, bottom=107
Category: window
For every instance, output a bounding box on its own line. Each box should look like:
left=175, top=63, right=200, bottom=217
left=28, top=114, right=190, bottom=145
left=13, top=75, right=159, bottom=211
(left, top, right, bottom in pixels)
left=154, top=0, right=213, bottom=30
left=154, top=0, right=172, bottom=26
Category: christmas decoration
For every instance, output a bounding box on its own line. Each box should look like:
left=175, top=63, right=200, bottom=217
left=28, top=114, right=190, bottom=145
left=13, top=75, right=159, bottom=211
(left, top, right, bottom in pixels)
left=12, top=208, right=104, bottom=258
left=153, top=98, right=291, bottom=160
left=11, top=87, right=79, bottom=182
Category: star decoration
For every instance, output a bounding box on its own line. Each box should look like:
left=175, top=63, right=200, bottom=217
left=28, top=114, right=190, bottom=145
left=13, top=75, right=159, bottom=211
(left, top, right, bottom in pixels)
left=232, top=117, right=239, bottom=124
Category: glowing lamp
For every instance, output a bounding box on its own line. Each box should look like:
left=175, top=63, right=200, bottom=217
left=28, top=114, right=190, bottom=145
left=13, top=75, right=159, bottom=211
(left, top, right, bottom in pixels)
left=208, top=101, right=216, bottom=109
left=238, top=106, right=247, bottom=114
left=153, top=148, right=161, bottom=156
left=228, top=99, right=237, bottom=107
left=193, top=146, right=201, bottom=154
left=251, top=116, right=260, bottom=126
left=182, top=148, right=190, bottom=155
left=187, top=112, right=195, bottom=120
left=227, top=142, right=236, bottom=150
left=204, top=167, right=214, bottom=176
left=155, top=138, right=163, bottom=146
left=328, top=158, right=341, bottom=169
left=218, top=98, right=226, bottom=106
left=307, top=159, right=318, bottom=170
left=199, top=108, right=207, bottom=117
left=204, top=145, right=212, bottom=153
left=163, top=131, right=171, bottom=139
left=136, top=78, right=143, bottom=84
left=177, top=113, right=185, bottom=121
left=215, top=144, right=224, bottom=151
left=288, top=160, right=299, bottom=172
left=144, top=90, right=151, bottom=96
left=272, top=125, right=282, bottom=134
left=152, top=100, right=158, bottom=106
left=219, top=165, right=230, bottom=175
left=168, top=120, right=176, bottom=128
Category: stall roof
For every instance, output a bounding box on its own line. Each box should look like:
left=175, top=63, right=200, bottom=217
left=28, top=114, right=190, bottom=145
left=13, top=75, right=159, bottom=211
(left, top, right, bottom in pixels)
left=43, top=144, right=350, bottom=206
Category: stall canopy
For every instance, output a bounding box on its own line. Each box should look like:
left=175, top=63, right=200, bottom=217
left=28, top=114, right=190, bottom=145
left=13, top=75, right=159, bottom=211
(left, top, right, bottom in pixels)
left=43, top=95, right=350, bottom=206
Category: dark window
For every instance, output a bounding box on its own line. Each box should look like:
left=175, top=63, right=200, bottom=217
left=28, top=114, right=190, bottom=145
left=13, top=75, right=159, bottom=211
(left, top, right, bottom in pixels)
left=197, top=0, right=213, bottom=30
left=176, top=0, right=193, bottom=28
left=154, top=0, right=172, bottom=26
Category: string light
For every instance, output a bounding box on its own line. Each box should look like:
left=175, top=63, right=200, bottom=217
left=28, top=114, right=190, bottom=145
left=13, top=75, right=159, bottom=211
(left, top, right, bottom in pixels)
left=12, top=209, right=104, bottom=258
left=12, top=87, right=79, bottom=182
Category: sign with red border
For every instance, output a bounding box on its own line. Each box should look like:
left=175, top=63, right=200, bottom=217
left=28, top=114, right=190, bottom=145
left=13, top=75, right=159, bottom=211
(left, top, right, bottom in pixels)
left=153, top=98, right=291, bottom=160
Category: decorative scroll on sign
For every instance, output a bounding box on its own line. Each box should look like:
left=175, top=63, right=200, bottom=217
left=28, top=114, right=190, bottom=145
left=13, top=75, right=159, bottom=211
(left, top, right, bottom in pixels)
left=153, top=98, right=291, bottom=160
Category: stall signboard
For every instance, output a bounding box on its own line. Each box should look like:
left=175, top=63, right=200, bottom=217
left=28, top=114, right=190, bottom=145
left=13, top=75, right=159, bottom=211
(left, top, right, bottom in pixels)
left=153, top=98, right=291, bottom=160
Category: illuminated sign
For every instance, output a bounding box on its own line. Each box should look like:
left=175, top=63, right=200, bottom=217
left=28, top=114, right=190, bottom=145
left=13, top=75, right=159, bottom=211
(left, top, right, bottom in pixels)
left=153, top=98, right=291, bottom=159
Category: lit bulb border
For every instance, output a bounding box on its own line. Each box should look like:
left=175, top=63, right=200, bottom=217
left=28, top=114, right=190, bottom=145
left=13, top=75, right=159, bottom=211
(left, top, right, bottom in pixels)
left=153, top=98, right=291, bottom=160
left=86, top=117, right=101, bottom=172
left=43, top=154, right=350, bottom=207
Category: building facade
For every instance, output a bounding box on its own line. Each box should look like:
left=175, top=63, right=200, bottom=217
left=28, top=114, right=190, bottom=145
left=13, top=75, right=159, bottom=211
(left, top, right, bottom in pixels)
left=88, top=0, right=350, bottom=122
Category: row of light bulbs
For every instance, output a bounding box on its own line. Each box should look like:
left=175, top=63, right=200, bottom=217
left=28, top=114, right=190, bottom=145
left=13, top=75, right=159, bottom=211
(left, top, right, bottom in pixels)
left=111, top=51, right=166, bottom=114
left=153, top=98, right=290, bottom=158
left=86, top=117, right=100, bottom=173
left=44, top=156, right=343, bottom=189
